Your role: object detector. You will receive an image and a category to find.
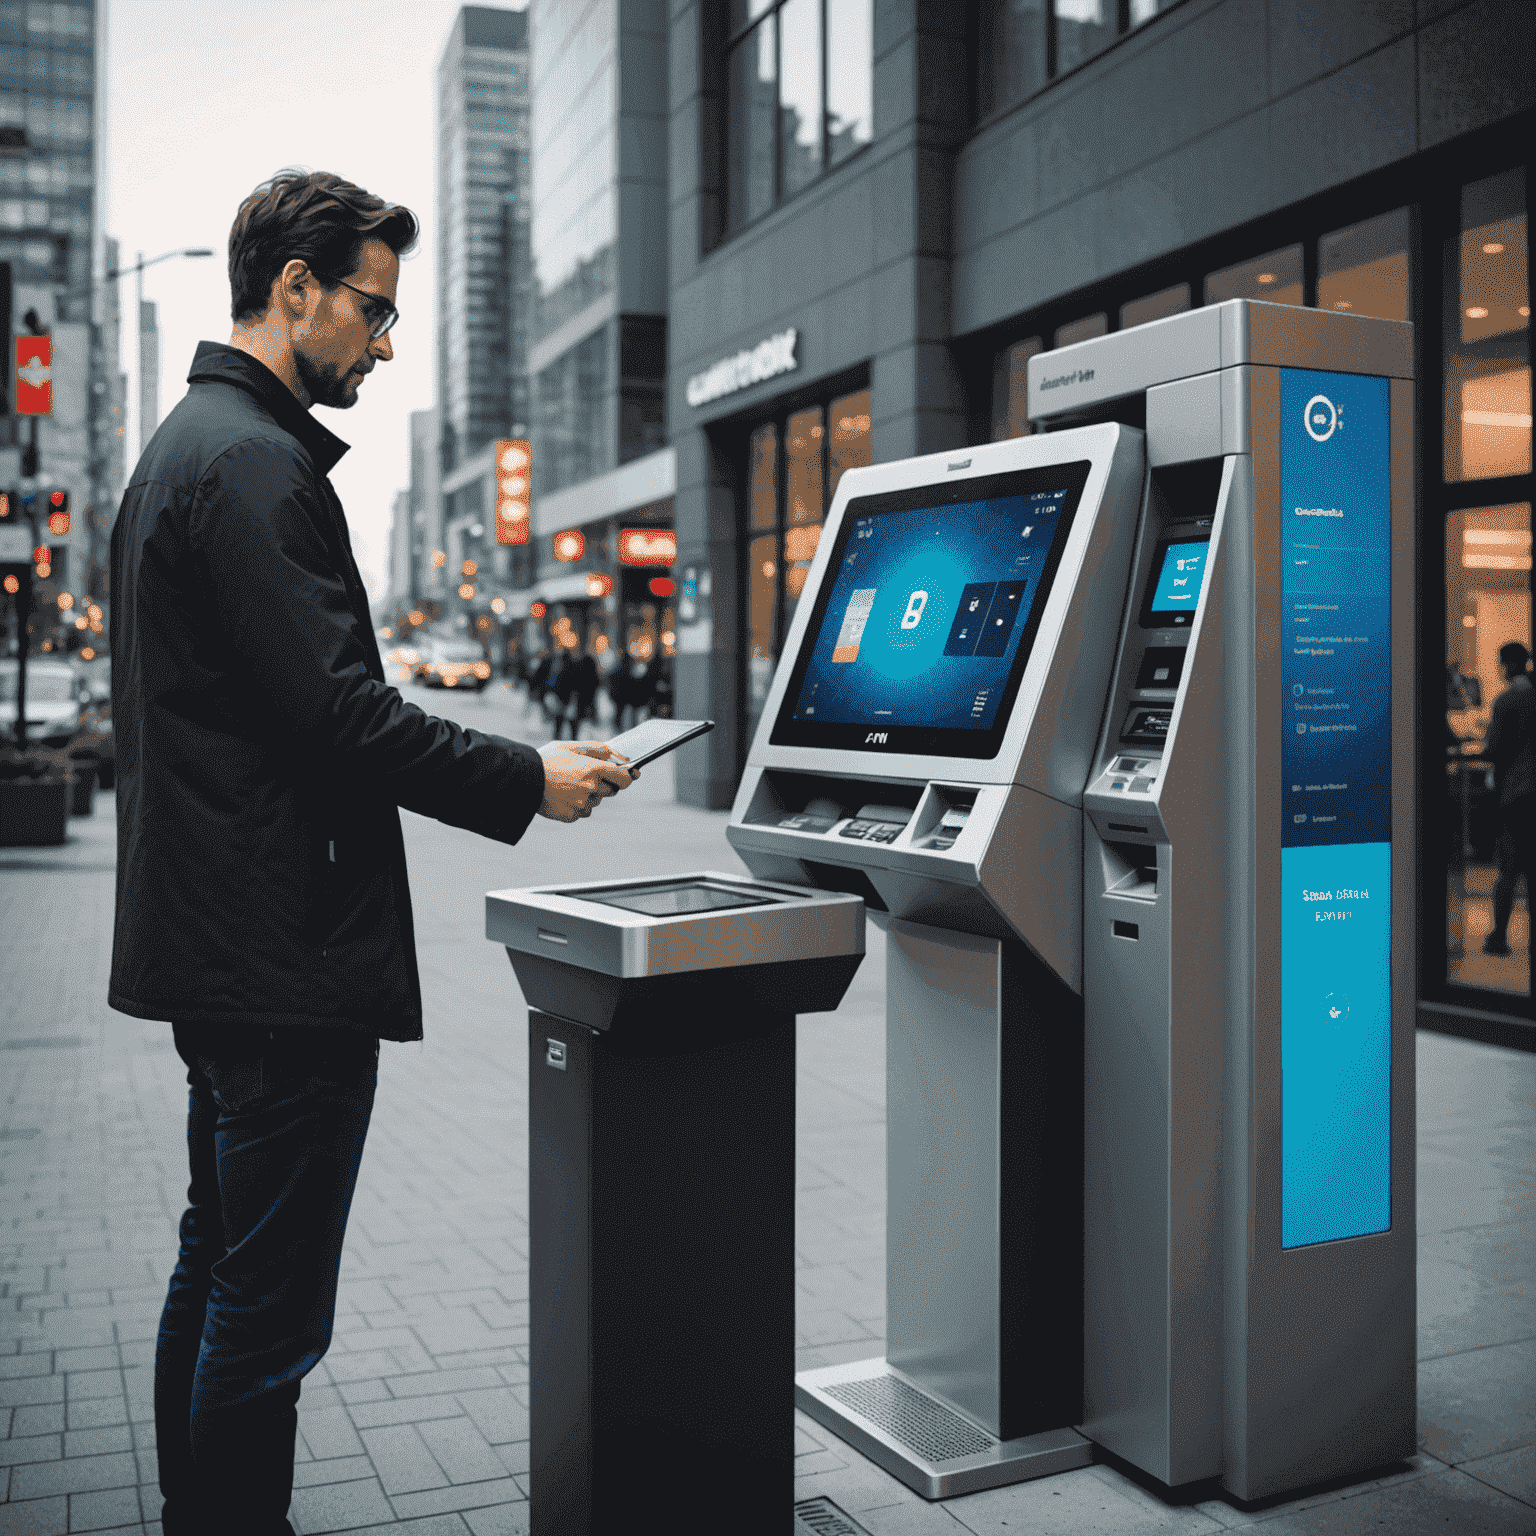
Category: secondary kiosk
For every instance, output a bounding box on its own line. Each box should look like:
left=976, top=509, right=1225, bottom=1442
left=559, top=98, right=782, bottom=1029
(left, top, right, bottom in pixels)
left=727, top=299, right=1415, bottom=1505
left=487, top=873, right=863, bottom=1536
left=1033, top=301, right=1416, bottom=1500
left=727, top=423, right=1146, bottom=1495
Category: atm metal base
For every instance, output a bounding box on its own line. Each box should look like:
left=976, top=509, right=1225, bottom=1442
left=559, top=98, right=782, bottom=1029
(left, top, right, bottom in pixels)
left=796, top=1359, right=1093, bottom=1500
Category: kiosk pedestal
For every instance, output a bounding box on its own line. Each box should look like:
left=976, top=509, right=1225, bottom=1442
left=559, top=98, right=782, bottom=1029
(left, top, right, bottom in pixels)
left=487, top=873, right=864, bottom=1536
left=796, top=920, right=1090, bottom=1497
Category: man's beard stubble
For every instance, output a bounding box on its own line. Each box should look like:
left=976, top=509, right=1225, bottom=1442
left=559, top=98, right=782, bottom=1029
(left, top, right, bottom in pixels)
left=294, top=348, right=358, bottom=410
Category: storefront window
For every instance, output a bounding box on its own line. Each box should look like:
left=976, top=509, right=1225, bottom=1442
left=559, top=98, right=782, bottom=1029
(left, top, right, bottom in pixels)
left=1319, top=207, right=1409, bottom=321
left=742, top=387, right=872, bottom=747
left=991, top=337, right=1041, bottom=441
left=1445, top=503, right=1532, bottom=997
left=725, top=0, right=872, bottom=235
left=829, top=387, right=873, bottom=496
left=1055, top=312, right=1107, bottom=347
left=1120, top=282, right=1190, bottom=329
left=1205, top=245, right=1303, bottom=307
left=1445, top=170, right=1530, bottom=484
left=747, top=423, right=778, bottom=733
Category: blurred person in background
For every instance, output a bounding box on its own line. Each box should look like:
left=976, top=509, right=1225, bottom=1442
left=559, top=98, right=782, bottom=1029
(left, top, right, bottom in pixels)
left=1482, top=640, right=1536, bottom=957
left=109, top=169, right=636, bottom=1536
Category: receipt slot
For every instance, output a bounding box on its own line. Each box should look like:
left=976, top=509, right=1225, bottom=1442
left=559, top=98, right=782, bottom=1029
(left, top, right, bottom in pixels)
left=486, top=873, right=863, bottom=1536
left=1031, top=301, right=1416, bottom=1499
left=727, top=425, right=1145, bottom=1496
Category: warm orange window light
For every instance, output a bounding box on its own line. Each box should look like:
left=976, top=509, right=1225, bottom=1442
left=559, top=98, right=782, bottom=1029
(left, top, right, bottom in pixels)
left=3, top=574, right=18, bottom=594
left=553, top=530, right=585, bottom=562
left=458, top=583, right=476, bottom=600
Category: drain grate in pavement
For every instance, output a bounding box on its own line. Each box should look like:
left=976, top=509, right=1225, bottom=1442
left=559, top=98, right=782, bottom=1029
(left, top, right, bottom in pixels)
left=824, top=1372, right=994, bottom=1462
left=794, top=1497, right=872, bottom=1535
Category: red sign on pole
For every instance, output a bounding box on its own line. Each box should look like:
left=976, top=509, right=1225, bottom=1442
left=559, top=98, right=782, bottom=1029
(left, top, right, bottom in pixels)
left=15, top=336, right=52, bottom=416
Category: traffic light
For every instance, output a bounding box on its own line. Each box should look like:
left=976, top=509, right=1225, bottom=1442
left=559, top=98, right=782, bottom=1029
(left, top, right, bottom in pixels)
left=46, top=489, right=69, bottom=537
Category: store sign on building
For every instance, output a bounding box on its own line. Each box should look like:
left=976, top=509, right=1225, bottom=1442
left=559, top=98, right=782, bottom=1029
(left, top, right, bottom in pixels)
left=495, top=439, right=531, bottom=546
left=618, top=528, right=677, bottom=566
left=16, top=336, right=52, bottom=416
left=685, top=328, right=798, bottom=409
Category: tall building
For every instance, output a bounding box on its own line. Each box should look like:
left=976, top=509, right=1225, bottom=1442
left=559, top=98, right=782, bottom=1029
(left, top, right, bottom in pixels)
left=137, top=290, right=158, bottom=455
left=407, top=405, right=442, bottom=604
left=515, top=0, right=673, bottom=670
left=436, top=5, right=529, bottom=477
left=0, top=0, right=106, bottom=639
left=434, top=5, right=531, bottom=632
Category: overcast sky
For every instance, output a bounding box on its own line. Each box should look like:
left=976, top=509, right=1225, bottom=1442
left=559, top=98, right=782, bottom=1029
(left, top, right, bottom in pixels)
left=105, top=0, right=527, bottom=599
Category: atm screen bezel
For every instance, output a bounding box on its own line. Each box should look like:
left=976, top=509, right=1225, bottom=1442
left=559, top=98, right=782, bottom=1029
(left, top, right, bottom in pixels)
left=769, top=460, right=1093, bottom=759
left=1139, top=533, right=1212, bottom=629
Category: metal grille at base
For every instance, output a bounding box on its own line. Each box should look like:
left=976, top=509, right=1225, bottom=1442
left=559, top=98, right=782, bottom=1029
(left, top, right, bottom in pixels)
left=823, top=1373, right=994, bottom=1460
left=794, top=1497, right=874, bottom=1535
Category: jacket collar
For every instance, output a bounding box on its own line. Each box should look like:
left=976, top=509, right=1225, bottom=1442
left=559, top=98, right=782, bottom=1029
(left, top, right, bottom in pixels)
left=187, top=341, right=351, bottom=477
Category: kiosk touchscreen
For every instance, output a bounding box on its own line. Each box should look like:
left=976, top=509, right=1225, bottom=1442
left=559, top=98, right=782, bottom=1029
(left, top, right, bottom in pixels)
left=728, top=424, right=1146, bottom=1497
left=771, top=464, right=1088, bottom=757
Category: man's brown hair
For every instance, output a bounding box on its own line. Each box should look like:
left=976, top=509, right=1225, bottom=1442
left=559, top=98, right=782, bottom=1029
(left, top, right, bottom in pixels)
left=228, top=168, right=419, bottom=322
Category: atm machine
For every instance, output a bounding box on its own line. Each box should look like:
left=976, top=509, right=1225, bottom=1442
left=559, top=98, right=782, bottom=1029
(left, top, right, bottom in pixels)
left=727, top=423, right=1146, bottom=1496
left=727, top=299, right=1415, bottom=1507
left=1032, top=301, right=1416, bottom=1501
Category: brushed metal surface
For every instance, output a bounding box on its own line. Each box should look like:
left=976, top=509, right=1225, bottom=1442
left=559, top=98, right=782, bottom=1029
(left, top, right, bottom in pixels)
left=1028, top=300, right=1413, bottom=424
left=485, top=871, right=863, bottom=979
left=796, top=1361, right=1092, bottom=1500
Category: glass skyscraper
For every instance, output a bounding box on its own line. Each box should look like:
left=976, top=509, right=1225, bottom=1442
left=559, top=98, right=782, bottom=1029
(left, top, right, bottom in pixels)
left=436, top=5, right=530, bottom=477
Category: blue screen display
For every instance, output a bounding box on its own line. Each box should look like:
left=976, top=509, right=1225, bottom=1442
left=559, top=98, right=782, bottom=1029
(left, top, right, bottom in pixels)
left=1279, top=367, right=1393, bottom=1251
left=1149, top=540, right=1208, bottom=614
left=788, top=489, right=1072, bottom=732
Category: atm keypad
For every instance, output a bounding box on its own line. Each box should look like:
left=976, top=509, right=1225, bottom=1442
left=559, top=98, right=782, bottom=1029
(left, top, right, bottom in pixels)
left=840, top=819, right=904, bottom=844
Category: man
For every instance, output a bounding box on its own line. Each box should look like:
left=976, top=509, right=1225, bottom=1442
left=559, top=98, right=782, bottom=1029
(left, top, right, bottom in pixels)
left=1482, top=640, right=1536, bottom=957
left=109, top=170, right=635, bottom=1536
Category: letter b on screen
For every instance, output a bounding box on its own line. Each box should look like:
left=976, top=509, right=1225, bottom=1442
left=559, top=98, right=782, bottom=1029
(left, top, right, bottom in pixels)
left=901, top=590, right=929, bottom=629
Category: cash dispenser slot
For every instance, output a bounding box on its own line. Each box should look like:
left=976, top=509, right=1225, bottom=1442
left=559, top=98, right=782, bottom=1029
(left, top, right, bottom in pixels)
left=909, top=784, right=978, bottom=851
left=1101, top=840, right=1158, bottom=901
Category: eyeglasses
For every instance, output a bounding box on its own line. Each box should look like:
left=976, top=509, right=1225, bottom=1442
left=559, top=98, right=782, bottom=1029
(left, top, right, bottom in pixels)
left=320, top=273, right=399, bottom=339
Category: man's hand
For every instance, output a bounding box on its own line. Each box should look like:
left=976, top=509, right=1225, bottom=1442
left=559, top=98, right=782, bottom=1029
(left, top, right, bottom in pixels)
left=537, top=741, right=638, bottom=822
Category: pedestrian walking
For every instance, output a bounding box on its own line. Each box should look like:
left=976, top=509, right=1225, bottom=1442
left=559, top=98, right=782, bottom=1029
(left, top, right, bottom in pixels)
left=108, top=169, right=637, bottom=1536
left=1481, top=640, right=1536, bottom=956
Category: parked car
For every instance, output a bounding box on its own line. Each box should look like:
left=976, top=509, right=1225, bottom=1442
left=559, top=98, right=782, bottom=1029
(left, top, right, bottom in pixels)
left=414, top=638, right=492, bottom=691
left=0, top=659, right=86, bottom=743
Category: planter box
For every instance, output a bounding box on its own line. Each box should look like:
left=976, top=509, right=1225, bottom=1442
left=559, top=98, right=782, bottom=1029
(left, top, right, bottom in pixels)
left=69, top=762, right=97, bottom=817
left=0, top=777, right=69, bottom=846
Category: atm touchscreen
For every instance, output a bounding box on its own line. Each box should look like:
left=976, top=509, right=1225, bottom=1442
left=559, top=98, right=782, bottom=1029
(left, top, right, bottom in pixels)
left=771, top=461, right=1092, bottom=758
left=1140, top=535, right=1210, bottom=628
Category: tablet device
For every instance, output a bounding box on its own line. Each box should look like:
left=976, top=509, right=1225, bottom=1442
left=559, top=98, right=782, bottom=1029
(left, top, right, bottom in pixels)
left=606, top=718, right=715, bottom=769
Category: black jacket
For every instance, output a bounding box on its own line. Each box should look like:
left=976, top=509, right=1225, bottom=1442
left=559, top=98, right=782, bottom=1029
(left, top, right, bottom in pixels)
left=109, top=343, right=545, bottom=1039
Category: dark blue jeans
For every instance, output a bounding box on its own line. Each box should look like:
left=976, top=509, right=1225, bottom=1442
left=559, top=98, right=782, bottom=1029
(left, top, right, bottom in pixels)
left=155, top=1025, right=378, bottom=1536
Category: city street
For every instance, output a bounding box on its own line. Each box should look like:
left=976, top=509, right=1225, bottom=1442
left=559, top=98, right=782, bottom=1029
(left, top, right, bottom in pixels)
left=0, top=681, right=1530, bottom=1535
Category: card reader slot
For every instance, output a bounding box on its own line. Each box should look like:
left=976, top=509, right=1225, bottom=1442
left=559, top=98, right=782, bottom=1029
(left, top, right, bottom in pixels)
left=909, top=783, right=979, bottom=849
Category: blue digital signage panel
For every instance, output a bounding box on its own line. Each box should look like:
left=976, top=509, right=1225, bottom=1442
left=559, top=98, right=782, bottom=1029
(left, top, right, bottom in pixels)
left=1280, top=368, right=1392, bottom=1250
